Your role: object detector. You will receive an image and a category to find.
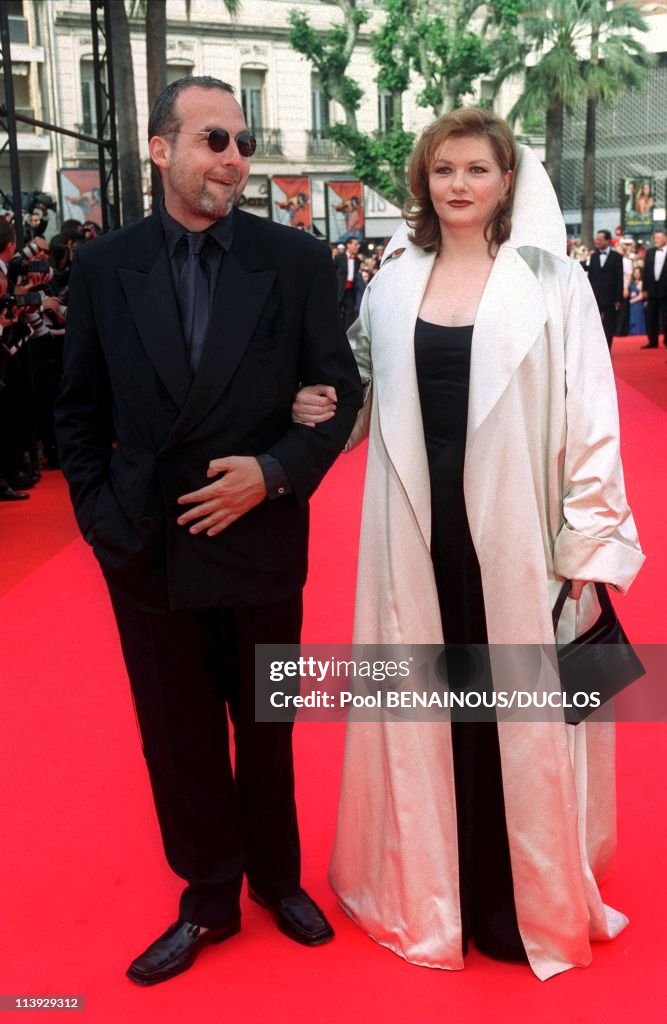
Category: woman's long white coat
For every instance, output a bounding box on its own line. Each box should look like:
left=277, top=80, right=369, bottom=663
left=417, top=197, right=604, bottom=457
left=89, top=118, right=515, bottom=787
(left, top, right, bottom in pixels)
left=329, top=149, right=644, bottom=980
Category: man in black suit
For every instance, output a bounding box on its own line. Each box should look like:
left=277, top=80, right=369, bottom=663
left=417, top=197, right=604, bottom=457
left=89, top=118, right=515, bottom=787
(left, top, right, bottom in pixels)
left=55, top=77, right=362, bottom=986
left=586, top=229, right=624, bottom=349
left=641, top=228, right=667, bottom=349
left=333, top=237, right=363, bottom=329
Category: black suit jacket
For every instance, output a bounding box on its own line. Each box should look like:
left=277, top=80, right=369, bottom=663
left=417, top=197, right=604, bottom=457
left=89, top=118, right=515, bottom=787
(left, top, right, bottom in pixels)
left=586, top=249, right=624, bottom=308
left=55, top=209, right=362, bottom=609
left=643, top=247, right=667, bottom=299
left=334, top=251, right=362, bottom=306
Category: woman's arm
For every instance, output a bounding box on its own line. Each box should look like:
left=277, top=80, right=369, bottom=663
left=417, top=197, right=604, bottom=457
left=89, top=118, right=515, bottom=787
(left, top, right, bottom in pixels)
left=552, top=261, right=645, bottom=593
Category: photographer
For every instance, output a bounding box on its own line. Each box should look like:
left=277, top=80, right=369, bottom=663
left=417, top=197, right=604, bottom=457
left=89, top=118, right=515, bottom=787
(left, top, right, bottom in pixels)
left=11, top=237, right=65, bottom=472
left=0, top=226, right=62, bottom=494
left=0, top=224, right=31, bottom=500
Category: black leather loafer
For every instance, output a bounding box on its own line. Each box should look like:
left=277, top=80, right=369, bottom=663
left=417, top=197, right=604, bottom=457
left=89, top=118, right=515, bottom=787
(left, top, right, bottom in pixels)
left=249, top=887, right=334, bottom=946
left=126, top=918, right=240, bottom=986
left=0, top=486, right=30, bottom=501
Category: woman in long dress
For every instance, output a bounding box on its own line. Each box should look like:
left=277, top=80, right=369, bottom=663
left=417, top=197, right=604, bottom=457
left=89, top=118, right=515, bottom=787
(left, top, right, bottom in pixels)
left=628, top=267, right=647, bottom=336
left=294, top=108, right=643, bottom=980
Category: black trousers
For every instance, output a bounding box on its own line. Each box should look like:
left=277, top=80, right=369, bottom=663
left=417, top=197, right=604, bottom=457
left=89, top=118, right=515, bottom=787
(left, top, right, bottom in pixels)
left=107, top=584, right=303, bottom=928
left=645, top=295, right=667, bottom=348
left=341, top=288, right=357, bottom=330
left=598, top=303, right=617, bottom=349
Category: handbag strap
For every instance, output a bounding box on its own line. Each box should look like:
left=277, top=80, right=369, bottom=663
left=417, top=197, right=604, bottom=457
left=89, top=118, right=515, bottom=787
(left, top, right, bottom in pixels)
left=552, top=581, right=612, bottom=635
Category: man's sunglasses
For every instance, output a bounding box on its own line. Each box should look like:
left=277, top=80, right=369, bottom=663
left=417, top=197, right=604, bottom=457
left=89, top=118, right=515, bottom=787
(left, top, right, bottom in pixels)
left=165, top=128, right=257, bottom=157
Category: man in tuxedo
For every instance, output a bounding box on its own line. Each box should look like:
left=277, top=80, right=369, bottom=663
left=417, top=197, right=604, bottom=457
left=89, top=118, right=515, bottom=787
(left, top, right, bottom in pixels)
left=641, top=228, right=667, bottom=349
left=55, top=77, right=362, bottom=986
left=586, top=229, right=624, bottom=349
left=334, top=237, right=363, bottom=329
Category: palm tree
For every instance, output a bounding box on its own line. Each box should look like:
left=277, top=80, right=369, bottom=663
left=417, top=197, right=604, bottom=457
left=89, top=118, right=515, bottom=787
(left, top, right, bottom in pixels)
left=507, top=0, right=589, bottom=206
left=108, top=0, right=144, bottom=223
left=145, top=0, right=167, bottom=208
left=579, top=1, right=650, bottom=245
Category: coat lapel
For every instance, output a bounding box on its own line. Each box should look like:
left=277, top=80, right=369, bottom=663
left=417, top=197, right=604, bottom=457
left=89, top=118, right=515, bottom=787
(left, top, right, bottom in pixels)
left=118, top=222, right=192, bottom=412
left=466, top=245, right=548, bottom=447
left=370, top=243, right=435, bottom=545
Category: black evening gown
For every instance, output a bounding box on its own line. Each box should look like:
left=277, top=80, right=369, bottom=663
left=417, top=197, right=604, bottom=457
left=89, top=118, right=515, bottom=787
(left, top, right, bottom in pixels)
left=414, top=317, right=527, bottom=962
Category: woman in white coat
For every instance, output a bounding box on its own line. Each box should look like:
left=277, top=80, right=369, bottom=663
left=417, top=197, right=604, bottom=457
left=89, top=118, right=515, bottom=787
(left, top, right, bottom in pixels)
left=295, top=108, right=643, bottom=980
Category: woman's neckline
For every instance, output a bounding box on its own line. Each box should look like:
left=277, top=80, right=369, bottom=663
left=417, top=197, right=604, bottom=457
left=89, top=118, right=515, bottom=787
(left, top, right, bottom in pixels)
left=416, top=316, right=474, bottom=329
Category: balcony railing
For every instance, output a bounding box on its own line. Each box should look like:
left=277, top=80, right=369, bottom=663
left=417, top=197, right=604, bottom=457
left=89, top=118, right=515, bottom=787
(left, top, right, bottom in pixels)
left=252, top=128, right=283, bottom=157
left=306, top=130, right=347, bottom=159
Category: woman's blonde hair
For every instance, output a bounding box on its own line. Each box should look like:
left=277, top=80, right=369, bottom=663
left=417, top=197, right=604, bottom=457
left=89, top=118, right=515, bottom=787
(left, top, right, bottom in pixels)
left=405, top=107, right=518, bottom=254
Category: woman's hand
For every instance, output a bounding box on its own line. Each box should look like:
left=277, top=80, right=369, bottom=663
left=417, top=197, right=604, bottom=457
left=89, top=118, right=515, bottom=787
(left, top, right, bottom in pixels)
left=292, top=384, right=337, bottom=426
left=568, top=580, right=588, bottom=600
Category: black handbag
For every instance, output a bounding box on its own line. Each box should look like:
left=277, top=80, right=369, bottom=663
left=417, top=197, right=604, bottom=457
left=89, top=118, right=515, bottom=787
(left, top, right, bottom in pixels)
left=552, top=580, right=645, bottom=724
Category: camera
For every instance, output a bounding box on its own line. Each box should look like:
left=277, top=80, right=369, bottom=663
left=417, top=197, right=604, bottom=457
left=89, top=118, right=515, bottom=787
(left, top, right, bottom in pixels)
left=0, top=292, right=43, bottom=317
left=1, top=189, right=57, bottom=215
left=6, top=242, right=53, bottom=289
left=10, top=259, right=51, bottom=277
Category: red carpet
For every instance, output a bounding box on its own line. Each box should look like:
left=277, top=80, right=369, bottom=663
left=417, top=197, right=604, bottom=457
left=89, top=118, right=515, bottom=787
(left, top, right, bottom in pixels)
left=1, top=336, right=665, bottom=1022
left=0, top=471, right=80, bottom=597
left=612, top=333, right=667, bottom=412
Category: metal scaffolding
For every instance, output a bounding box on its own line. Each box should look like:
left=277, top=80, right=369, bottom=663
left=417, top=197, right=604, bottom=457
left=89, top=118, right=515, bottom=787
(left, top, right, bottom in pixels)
left=0, top=0, right=120, bottom=243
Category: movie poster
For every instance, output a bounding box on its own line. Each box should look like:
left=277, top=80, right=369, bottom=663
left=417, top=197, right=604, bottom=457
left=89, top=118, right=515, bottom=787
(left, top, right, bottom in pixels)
left=622, top=176, right=655, bottom=232
left=58, top=168, right=103, bottom=226
left=269, top=176, right=312, bottom=230
left=325, top=180, right=365, bottom=243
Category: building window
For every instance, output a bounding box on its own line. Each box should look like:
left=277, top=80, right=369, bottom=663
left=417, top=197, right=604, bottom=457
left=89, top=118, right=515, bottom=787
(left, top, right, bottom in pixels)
left=479, top=79, right=494, bottom=105
left=311, top=74, right=330, bottom=137
left=240, top=69, right=265, bottom=132
left=166, top=64, right=193, bottom=86
left=6, top=0, right=28, bottom=44
left=80, top=59, right=107, bottom=138
left=378, top=91, right=394, bottom=133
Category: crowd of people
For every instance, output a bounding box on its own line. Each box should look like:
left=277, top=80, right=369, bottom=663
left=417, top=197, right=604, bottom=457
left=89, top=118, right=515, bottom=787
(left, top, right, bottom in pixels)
left=569, top=228, right=667, bottom=346
left=0, top=213, right=101, bottom=502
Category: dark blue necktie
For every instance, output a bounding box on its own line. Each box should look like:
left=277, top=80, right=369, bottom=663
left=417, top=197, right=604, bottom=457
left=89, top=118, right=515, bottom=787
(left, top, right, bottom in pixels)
left=179, top=231, right=209, bottom=373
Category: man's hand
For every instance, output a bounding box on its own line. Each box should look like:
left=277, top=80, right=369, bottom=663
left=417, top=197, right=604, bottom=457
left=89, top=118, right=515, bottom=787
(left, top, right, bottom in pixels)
left=176, top=456, right=267, bottom=536
left=41, top=296, right=66, bottom=321
left=0, top=307, right=18, bottom=329
left=292, top=384, right=337, bottom=426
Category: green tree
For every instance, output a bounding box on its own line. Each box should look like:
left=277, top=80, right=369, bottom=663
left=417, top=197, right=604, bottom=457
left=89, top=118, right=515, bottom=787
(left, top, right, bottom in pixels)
left=290, top=0, right=415, bottom=204
left=288, top=0, right=367, bottom=134
left=289, top=0, right=524, bottom=208
left=580, top=1, right=650, bottom=244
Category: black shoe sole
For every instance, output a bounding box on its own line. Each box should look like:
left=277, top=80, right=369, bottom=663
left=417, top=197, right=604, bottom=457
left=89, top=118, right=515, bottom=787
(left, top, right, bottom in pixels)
left=126, top=920, right=241, bottom=986
left=248, top=889, right=334, bottom=947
